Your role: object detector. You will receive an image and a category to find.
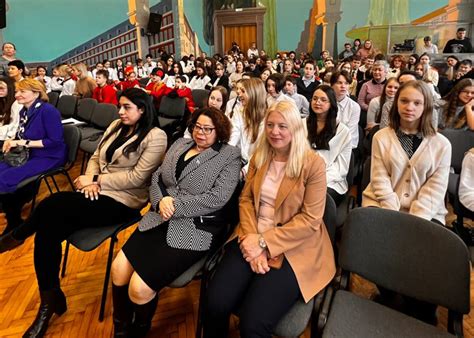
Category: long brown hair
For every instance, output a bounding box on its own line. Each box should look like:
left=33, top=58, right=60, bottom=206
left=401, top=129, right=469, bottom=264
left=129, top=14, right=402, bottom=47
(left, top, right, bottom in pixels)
left=241, top=78, right=267, bottom=143
left=0, top=76, right=16, bottom=125
left=441, top=78, right=474, bottom=129
left=389, top=80, right=436, bottom=137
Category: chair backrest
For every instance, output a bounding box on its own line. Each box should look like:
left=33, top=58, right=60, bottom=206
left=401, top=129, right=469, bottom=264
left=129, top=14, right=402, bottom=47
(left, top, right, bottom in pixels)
left=76, top=98, right=98, bottom=123
left=339, top=208, right=471, bottom=314
left=192, top=89, right=210, bottom=109
left=90, top=103, right=119, bottom=129
left=62, top=124, right=81, bottom=168
left=323, top=193, right=337, bottom=245
left=159, top=96, right=187, bottom=117
left=440, top=129, right=474, bottom=173
left=139, top=77, right=149, bottom=88
left=360, top=157, right=371, bottom=192
left=47, top=91, right=60, bottom=107
left=346, top=151, right=356, bottom=187
left=57, top=95, right=78, bottom=119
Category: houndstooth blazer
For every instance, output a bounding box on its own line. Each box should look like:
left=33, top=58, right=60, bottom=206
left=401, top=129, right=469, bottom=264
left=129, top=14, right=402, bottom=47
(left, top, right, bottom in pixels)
left=139, top=137, right=241, bottom=251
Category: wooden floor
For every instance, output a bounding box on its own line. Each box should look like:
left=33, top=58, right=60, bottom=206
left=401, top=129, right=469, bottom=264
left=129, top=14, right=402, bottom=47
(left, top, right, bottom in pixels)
left=0, top=153, right=473, bottom=338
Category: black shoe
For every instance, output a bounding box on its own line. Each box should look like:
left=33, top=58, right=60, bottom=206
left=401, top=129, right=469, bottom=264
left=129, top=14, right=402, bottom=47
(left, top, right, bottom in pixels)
left=112, top=284, right=133, bottom=337
left=23, top=288, right=67, bottom=338
left=0, top=231, right=24, bottom=253
left=130, top=296, right=158, bottom=338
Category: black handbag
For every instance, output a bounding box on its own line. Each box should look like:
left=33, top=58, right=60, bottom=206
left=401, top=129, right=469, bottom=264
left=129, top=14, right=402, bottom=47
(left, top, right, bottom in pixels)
left=3, top=145, right=29, bottom=167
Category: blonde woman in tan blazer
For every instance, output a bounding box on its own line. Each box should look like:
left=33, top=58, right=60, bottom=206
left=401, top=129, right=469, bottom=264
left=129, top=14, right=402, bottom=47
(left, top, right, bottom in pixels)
left=203, top=101, right=336, bottom=338
left=0, top=88, right=167, bottom=337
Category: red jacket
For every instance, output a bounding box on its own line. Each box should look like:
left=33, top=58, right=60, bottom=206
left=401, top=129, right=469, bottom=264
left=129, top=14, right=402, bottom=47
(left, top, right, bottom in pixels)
left=92, top=84, right=118, bottom=105
left=175, top=87, right=195, bottom=112
left=120, top=79, right=140, bottom=91
left=146, top=82, right=168, bottom=109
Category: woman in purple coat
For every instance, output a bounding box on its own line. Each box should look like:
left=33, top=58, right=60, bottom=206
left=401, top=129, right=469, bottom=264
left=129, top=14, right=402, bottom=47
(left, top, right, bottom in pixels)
left=0, top=78, right=66, bottom=234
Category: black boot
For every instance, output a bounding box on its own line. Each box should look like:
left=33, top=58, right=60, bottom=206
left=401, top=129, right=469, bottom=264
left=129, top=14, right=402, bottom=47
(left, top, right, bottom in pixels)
left=0, top=230, right=24, bottom=253
left=23, top=288, right=67, bottom=338
left=112, top=284, right=133, bottom=337
left=130, top=296, right=158, bottom=338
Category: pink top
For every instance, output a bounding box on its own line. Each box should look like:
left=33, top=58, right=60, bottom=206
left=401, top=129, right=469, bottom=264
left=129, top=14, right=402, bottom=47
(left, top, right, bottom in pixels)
left=257, top=160, right=287, bottom=234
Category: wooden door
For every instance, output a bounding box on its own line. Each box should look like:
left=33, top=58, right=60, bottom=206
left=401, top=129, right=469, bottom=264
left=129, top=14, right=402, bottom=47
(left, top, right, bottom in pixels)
left=223, top=24, right=257, bottom=55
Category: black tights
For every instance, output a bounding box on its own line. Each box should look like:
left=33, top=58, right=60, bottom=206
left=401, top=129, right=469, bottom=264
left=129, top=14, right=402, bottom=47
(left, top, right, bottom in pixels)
left=13, top=191, right=139, bottom=291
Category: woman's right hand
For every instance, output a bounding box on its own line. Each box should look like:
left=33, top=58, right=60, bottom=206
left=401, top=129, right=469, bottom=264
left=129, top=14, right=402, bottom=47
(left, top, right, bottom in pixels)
left=81, top=184, right=101, bottom=201
left=2, top=139, right=16, bottom=153
left=159, top=196, right=175, bottom=220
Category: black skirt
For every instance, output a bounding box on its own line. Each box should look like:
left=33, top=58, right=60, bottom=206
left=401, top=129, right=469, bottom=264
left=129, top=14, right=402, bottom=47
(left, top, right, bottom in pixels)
left=122, top=222, right=208, bottom=291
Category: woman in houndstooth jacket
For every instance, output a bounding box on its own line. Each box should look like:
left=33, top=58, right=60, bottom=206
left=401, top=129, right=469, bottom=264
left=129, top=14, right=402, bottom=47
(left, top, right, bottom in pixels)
left=110, top=107, right=241, bottom=337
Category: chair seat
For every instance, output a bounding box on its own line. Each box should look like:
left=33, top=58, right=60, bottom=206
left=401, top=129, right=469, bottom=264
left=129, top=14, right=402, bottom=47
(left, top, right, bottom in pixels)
left=80, top=137, right=102, bottom=154
left=169, top=255, right=208, bottom=288
left=448, top=173, right=459, bottom=196
left=80, top=126, right=103, bottom=140
left=68, top=218, right=140, bottom=252
left=273, top=297, right=314, bottom=337
left=336, top=195, right=351, bottom=227
left=323, top=290, right=453, bottom=338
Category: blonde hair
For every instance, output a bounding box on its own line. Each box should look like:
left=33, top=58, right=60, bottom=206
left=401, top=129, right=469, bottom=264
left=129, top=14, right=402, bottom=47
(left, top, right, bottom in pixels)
left=241, top=78, right=267, bottom=143
left=73, top=63, right=89, bottom=80
left=253, top=100, right=309, bottom=178
left=58, top=64, right=73, bottom=78
left=16, top=78, right=48, bottom=102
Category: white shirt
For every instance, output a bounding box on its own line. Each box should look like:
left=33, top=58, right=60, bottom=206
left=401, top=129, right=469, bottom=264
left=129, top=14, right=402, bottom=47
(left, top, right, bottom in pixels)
left=189, top=75, right=211, bottom=90
left=266, top=92, right=295, bottom=108
left=60, top=78, right=76, bottom=96
left=459, top=149, right=474, bottom=212
left=336, top=95, right=360, bottom=148
left=285, top=91, right=309, bottom=118
left=0, top=100, right=22, bottom=140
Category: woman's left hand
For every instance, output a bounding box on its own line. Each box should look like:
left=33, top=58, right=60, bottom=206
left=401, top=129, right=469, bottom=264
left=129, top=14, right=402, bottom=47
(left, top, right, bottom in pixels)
left=239, top=233, right=264, bottom=262
left=249, top=251, right=270, bottom=274
left=74, top=175, right=95, bottom=190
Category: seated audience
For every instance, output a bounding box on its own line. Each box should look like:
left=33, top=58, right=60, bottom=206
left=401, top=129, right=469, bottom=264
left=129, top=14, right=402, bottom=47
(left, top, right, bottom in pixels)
left=144, top=54, right=157, bottom=76
left=0, top=88, right=167, bottom=337
left=59, top=64, right=76, bottom=97
left=266, top=73, right=294, bottom=107
left=7, top=59, right=25, bottom=82
left=114, top=59, right=126, bottom=82
left=50, top=66, right=65, bottom=93
left=189, top=64, right=211, bottom=90
left=296, top=60, right=320, bottom=102
left=206, top=63, right=229, bottom=92
left=0, top=79, right=67, bottom=236
left=284, top=76, right=309, bottom=118
left=418, top=53, right=439, bottom=87
left=203, top=100, right=336, bottom=338
left=259, top=68, right=272, bottom=83
left=229, top=60, right=245, bottom=89
left=145, top=68, right=168, bottom=111
left=416, top=36, right=438, bottom=55
left=228, top=77, right=267, bottom=174
left=307, top=85, right=352, bottom=205
left=387, top=55, right=405, bottom=79
left=439, top=78, right=474, bottom=130
left=73, top=63, right=97, bottom=98
left=363, top=80, right=452, bottom=325
left=35, top=66, right=52, bottom=93
left=356, top=39, right=375, bottom=59
left=165, top=62, right=189, bottom=88
left=406, top=54, right=419, bottom=71
left=330, top=70, right=361, bottom=148
left=459, top=148, right=474, bottom=212
left=119, top=71, right=140, bottom=91
left=134, top=58, right=147, bottom=79
left=92, top=69, right=118, bottom=105
left=443, top=27, right=473, bottom=53
left=0, top=76, right=22, bottom=144
left=366, top=77, right=400, bottom=130
left=110, top=107, right=240, bottom=337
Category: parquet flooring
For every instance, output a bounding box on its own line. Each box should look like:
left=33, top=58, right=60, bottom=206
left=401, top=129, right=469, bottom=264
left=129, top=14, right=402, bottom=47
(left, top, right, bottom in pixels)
left=0, top=152, right=473, bottom=337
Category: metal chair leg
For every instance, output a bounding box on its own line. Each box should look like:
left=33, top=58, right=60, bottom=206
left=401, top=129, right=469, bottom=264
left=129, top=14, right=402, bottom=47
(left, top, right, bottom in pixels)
left=61, top=241, right=70, bottom=278
left=99, top=235, right=117, bottom=321
left=195, top=270, right=209, bottom=338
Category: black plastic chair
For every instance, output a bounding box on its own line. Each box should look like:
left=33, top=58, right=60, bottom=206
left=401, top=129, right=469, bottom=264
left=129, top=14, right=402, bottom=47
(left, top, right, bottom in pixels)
left=138, top=77, right=150, bottom=88
left=196, top=193, right=337, bottom=338
left=47, top=91, right=60, bottom=107
left=192, top=89, right=210, bottom=109
left=60, top=215, right=142, bottom=321
left=157, top=96, right=187, bottom=129
left=318, top=208, right=470, bottom=338
left=440, top=129, right=474, bottom=240
left=1, top=125, right=81, bottom=213
left=76, top=98, right=98, bottom=124
left=57, top=95, right=78, bottom=119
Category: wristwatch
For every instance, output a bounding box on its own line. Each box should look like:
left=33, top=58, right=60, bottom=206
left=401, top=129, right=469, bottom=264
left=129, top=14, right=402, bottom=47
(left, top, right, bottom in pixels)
left=258, top=235, right=267, bottom=249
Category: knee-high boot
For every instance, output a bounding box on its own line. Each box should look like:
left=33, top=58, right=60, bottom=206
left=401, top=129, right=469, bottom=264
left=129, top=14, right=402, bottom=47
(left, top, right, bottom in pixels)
left=130, top=296, right=158, bottom=338
left=112, top=284, right=134, bottom=337
left=23, top=288, right=67, bottom=338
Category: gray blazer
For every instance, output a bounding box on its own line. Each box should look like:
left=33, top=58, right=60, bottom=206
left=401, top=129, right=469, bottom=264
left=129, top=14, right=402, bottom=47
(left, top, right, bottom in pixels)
left=139, top=137, right=241, bottom=251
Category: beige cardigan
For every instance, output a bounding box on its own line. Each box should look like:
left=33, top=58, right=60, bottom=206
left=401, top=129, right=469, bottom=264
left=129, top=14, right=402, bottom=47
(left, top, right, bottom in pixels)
left=85, top=119, right=167, bottom=209
left=362, top=127, right=451, bottom=224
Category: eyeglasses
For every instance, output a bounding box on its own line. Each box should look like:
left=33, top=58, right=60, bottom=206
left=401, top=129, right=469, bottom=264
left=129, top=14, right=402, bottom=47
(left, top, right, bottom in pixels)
left=192, top=124, right=215, bottom=135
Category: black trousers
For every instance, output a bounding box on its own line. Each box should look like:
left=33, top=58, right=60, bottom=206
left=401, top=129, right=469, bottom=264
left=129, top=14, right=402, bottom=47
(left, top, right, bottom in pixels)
left=0, top=182, right=36, bottom=235
left=13, top=191, right=139, bottom=291
left=203, top=239, right=301, bottom=338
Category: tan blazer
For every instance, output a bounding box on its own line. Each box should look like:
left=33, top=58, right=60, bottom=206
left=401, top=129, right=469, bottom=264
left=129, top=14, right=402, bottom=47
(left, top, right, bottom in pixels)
left=233, top=150, right=336, bottom=302
left=85, top=119, right=167, bottom=209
